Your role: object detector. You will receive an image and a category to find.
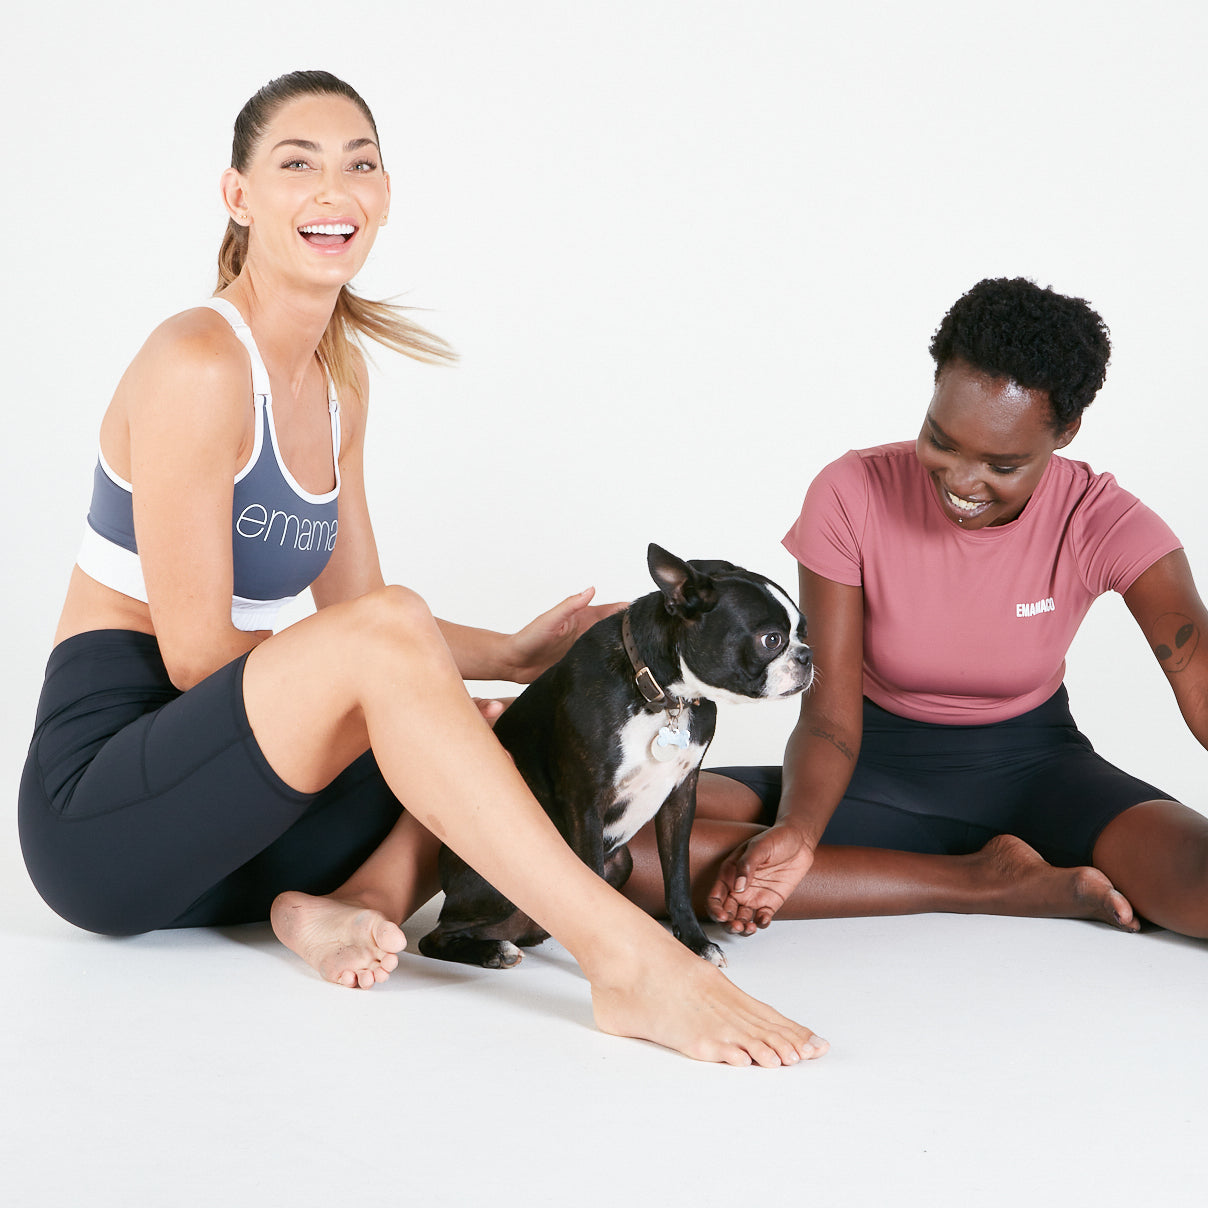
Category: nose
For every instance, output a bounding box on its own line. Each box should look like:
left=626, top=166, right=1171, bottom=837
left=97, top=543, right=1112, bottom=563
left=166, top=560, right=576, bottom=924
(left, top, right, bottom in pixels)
left=944, top=462, right=985, bottom=497
left=315, top=164, right=352, bottom=206
left=795, top=645, right=813, bottom=672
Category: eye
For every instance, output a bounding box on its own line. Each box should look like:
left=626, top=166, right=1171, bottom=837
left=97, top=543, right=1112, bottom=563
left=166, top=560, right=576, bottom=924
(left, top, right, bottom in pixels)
left=350, top=159, right=379, bottom=173
left=282, top=159, right=312, bottom=171
left=928, top=434, right=951, bottom=453
left=989, top=464, right=1022, bottom=476
left=760, top=632, right=784, bottom=651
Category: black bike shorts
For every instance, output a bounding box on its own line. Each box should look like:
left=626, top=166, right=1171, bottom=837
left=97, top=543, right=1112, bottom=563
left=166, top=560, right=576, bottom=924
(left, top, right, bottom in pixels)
left=19, top=630, right=403, bottom=935
left=711, top=687, right=1172, bottom=868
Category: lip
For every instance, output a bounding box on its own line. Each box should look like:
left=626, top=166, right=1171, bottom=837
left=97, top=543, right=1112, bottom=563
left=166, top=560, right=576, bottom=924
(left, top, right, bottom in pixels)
left=937, top=481, right=994, bottom=522
left=296, top=218, right=361, bottom=254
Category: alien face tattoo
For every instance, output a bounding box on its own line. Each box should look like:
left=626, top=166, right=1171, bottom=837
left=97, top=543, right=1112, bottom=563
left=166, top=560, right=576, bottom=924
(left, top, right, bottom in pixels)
left=1149, top=612, right=1201, bottom=674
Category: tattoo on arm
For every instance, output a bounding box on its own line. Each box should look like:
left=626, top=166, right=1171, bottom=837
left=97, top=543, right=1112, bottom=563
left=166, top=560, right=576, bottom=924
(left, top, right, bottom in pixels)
left=1149, top=612, right=1200, bottom=674
left=808, top=724, right=857, bottom=761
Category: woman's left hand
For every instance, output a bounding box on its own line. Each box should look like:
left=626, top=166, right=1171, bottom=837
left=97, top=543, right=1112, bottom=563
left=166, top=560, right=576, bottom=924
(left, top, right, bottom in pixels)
left=507, top=588, right=628, bottom=683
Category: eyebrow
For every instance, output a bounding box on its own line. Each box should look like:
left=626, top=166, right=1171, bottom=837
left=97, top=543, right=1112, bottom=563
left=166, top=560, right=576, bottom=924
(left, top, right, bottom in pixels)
left=926, top=416, right=1029, bottom=462
left=270, top=137, right=379, bottom=154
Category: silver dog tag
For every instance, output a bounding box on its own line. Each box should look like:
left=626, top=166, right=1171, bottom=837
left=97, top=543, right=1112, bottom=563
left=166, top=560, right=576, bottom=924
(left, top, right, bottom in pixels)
left=651, top=724, right=690, bottom=762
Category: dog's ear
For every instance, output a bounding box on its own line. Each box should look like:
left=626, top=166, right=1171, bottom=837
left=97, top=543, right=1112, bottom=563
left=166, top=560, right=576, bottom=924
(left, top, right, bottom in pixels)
left=647, top=543, right=718, bottom=619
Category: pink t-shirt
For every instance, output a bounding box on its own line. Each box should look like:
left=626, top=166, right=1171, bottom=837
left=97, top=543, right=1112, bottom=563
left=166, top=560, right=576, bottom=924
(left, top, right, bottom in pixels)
left=783, top=441, right=1182, bottom=725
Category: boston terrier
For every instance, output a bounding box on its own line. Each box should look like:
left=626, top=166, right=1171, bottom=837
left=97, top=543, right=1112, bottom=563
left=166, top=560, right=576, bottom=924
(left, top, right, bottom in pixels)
left=418, top=544, right=813, bottom=970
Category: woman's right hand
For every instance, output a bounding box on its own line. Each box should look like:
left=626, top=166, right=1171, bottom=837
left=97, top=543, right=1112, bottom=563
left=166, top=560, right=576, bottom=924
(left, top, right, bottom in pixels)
left=706, top=823, right=817, bottom=936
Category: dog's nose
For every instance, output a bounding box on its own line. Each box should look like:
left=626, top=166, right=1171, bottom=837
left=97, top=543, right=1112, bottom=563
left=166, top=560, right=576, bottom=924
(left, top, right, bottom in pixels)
left=795, top=646, right=813, bottom=670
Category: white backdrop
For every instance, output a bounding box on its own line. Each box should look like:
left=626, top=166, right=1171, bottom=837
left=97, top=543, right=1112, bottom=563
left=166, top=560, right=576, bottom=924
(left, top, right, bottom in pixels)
left=7, top=0, right=1204, bottom=797
left=5, top=5, right=1208, bottom=1204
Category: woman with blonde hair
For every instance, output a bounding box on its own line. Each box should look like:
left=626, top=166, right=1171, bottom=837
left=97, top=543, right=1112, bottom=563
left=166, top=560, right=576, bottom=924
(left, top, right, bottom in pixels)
left=18, top=70, right=826, bottom=1067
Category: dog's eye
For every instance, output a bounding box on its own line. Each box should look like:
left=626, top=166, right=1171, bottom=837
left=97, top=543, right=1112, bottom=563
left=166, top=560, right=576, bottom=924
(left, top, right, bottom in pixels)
left=760, top=632, right=784, bottom=651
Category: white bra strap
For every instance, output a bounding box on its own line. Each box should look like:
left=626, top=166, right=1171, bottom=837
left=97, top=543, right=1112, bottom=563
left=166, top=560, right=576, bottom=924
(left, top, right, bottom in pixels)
left=200, top=297, right=272, bottom=399
left=326, top=379, right=340, bottom=454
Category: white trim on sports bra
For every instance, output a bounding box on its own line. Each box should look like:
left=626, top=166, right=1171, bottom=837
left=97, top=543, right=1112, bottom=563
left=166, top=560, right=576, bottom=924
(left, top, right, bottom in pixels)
left=76, top=523, right=296, bottom=630
left=200, top=297, right=342, bottom=499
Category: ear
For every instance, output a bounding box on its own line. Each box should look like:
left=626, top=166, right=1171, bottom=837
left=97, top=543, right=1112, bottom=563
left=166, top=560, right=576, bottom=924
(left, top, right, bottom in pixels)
left=220, top=168, right=250, bottom=226
left=1054, top=415, right=1081, bottom=450
left=647, top=543, right=718, bottom=619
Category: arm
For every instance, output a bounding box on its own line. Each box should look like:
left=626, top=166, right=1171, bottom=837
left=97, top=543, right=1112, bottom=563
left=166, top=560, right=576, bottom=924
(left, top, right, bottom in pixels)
left=1123, top=549, right=1208, bottom=746
left=308, top=357, right=387, bottom=608
left=310, top=353, right=623, bottom=683
left=125, top=312, right=267, bottom=689
left=436, top=590, right=627, bottom=684
left=707, top=566, right=865, bottom=933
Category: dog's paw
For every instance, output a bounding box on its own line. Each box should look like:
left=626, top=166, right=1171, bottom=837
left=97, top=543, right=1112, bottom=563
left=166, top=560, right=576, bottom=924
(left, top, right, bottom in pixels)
left=484, top=940, right=523, bottom=969
left=418, top=932, right=524, bottom=968
left=672, top=924, right=729, bottom=969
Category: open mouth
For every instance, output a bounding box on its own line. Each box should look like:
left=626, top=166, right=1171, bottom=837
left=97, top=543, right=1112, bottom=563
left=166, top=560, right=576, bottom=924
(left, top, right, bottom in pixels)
left=943, top=487, right=993, bottom=520
left=299, top=223, right=357, bottom=247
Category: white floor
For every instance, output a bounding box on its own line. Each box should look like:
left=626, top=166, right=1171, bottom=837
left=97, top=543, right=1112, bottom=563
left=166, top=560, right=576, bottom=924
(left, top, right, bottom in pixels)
left=4, top=832, right=1205, bottom=1208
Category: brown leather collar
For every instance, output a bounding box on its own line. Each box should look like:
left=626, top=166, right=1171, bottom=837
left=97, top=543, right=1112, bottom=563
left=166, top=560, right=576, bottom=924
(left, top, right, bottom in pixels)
left=621, top=611, right=700, bottom=711
left=622, top=610, right=668, bottom=707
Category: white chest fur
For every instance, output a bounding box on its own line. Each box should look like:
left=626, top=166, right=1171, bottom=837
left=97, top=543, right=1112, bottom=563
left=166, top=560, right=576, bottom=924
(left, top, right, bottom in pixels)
left=605, top=708, right=706, bottom=848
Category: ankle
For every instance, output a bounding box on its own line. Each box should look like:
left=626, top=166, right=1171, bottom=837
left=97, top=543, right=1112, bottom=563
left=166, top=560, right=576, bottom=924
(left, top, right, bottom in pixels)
left=328, top=882, right=407, bottom=926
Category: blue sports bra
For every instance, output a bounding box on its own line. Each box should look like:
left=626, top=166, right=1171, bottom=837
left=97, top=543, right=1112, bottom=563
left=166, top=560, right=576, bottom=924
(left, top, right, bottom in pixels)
left=77, top=297, right=341, bottom=632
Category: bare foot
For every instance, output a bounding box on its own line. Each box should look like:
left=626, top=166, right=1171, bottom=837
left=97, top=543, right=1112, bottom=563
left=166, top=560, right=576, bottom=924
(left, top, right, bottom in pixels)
left=590, top=940, right=829, bottom=1067
left=973, top=835, right=1138, bottom=931
left=270, top=890, right=408, bottom=988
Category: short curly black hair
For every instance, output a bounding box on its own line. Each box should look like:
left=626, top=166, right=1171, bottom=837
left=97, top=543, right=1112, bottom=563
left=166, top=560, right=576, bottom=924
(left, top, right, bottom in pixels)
left=929, top=278, right=1111, bottom=428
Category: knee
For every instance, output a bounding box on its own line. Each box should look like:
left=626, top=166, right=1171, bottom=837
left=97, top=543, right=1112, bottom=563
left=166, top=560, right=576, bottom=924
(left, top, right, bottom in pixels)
left=1098, top=801, right=1208, bottom=938
left=349, top=585, right=449, bottom=671
left=360, top=583, right=435, bottom=629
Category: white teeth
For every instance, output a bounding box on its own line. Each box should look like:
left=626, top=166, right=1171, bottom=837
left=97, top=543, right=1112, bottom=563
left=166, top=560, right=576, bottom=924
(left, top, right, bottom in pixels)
left=299, top=223, right=355, bottom=235
left=946, top=490, right=985, bottom=512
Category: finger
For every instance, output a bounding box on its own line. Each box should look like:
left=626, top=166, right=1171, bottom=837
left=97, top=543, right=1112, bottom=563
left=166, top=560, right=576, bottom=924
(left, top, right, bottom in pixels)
left=730, top=851, right=757, bottom=895
left=538, top=588, right=596, bottom=635
left=473, top=698, right=505, bottom=723
left=586, top=599, right=630, bottom=625
left=561, top=586, right=596, bottom=617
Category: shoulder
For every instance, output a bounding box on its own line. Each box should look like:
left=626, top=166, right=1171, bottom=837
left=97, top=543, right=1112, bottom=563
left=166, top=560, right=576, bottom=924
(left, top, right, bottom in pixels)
left=1051, top=455, right=1183, bottom=593
left=117, top=308, right=253, bottom=447
left=1047, top=455, right=1149, bottom=523
left=124, top=307, right=251, bottom=404
left=849, top=440, right=920, bottom=484
left=809, top=441, right=918, bottom=504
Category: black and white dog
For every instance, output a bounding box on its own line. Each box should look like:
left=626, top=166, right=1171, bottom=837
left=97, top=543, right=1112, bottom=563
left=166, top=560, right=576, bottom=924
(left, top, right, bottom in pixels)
left=418, top=544, right=813, bottom=970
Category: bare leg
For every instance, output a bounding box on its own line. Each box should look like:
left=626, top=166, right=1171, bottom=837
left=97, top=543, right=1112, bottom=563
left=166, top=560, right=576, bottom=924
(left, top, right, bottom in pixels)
left=245, top=588, right=825, bottom=1065
left=1093, top=800, right=1208, bottom=937
left=621, top=772, right=1135, bottom=931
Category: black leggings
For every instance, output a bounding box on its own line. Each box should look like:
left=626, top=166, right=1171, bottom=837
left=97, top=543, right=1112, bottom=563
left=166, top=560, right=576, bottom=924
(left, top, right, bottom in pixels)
left=19, top=630, right=403, bottom=935
left=712, top=689, right=1173, bottom=869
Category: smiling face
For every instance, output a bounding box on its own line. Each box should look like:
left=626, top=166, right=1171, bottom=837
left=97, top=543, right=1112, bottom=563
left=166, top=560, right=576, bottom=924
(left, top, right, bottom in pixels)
left=221, top=92, right=390, bottom=292
left=915, top=359, right=1080, bottom=530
